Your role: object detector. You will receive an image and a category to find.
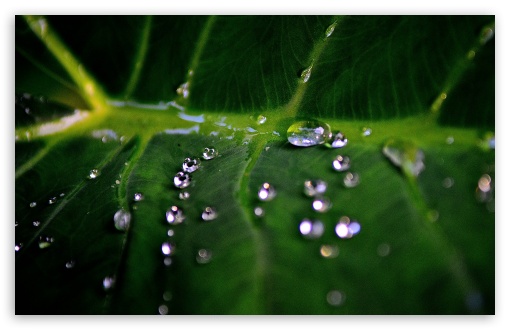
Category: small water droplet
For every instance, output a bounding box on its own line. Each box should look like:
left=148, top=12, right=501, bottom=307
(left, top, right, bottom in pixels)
left=475, top=174, right=493, bottom=203
left=312, top=196, right=331, bottom=213
left=15, top=243, right=23, bottom=252
left=115, top=180, right=121, bottom=185
left=113, top=209, right=131, bottom=231
left=446, top=136, right=454, bottom=145
left=325, top=22, right=337, bottom=38
left=287, top=120, right=332, bottom=147
left=477, top=174, right=492, bottom=193
left=361, top=127, right=372, bottom=137
left=174, top=171, right=191, bottom=189
left=32, top=220, right=41, bottom=227
left=303, top=179, right=328, bottom=197
left=377, top=243, right=391, bottom=257
left=166, top=206, right=185, bottom=225
left=163, top=291, right=172, bottom=301
left=442, top=177, right=454, bottom=189
left=343, top=172, right=360, bottom=188
left=299, top=219, right=324, bottom=239
left=178, top=191, right=190, bottom=200
left=87, top=169, right=101, bottom=179
left=202, top=147, right=218, bottom=160
left=335, top=216, right=361, bottom=239
left=60, top=193, right=65, bottom=197
left=65, top=260, right=76, bottom=269
left=103, top=276, right=116, bottom=292
left=327, top=290, right=345, bottom=306
left=253, top=206, right=265, bottom=217
left=29, top=202, right=37, bottom=208
left=467, top=50, right=476, bottom=60
left=382, top=139, right=425, bottom=178
left=257, top=115, right=267, bottom=125
left=326, top=132, right=348, bottom=148
left=201, top=207, right=218, bottom=221
left=182, top=157, right=201, bottom=173
left=38, top=235, right=54, bottom=249
left=427, top=210, right=439, bottom=222
left=258, top=182, right=276, bottom=201
left=332, top=155, right=350, bottom=172
left=479, top=26, right=494, bottom=45
left=196, top=249, right=213, bottom=264
left=300, top=64, right=313, bottom=83
left=133, top=192, right=144, bottom=202
left=163, top=257, right=172, bottom=266
left=176, top=81, right=189, bottom=99
left=158, top=304, right=169, bottom=315
left=320, top=245, right=339, bottom=258
left=48, top=197, right=57, bottom=204
left=161, top=242, right=175, bottom=256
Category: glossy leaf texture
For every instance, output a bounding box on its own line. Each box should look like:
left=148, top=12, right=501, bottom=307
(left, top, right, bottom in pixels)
left=15, top=15, right=495, bottom=314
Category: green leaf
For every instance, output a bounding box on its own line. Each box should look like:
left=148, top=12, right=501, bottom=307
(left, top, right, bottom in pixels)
left=15, top=15, right=494, bottom=314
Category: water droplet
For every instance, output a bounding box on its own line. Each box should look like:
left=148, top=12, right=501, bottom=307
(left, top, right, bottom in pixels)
left=257, top=115, right=267, bottom=125
left=113, top=209, right=131, bottom=231
left=446, top=136, right=455, bottom=145
left=158, top=304, right=169, bottom=315
left=32, top=220, right=41, bottom=227
left=163, top=257, right=172, bottom=266
left=427, top=210, right=439, bottom=222
left=442, top=177, right=454, bottom=189
left=475, top=174, right=493, bottom=203
left=15, top=221, right=18, bottom=227
left=163, top=291, right=172, bottom=301
left=65, top=260, right=76, bottom=269
left=29, top=202, right=37, bottom=208
left=115, top=180, right=121, bottom=185
left=303, top=179, right=327, bottom=197
left=377, top=243, right=391, bottom=257
left=60, top=193, right=65, bottom=197
left=382, top=139, right=425, bottom=178
left=327, top=290, right=345, bottom=306
left=176, top=81, right=189, bottom=98
left=254, top=206, right=265, bottom=217
left=335, top=216, right=361, bottom=239
left=478, top=132, right=495, bottom=151
left=201, top=207, right=218, bottom=221
left=103, top=276, right=115, bottom=292
left=300, top=64, right=313, bottom=83
left=326, top=132, right=348, bottom=148
left=133, top=192, right=144, bottom=202
left=320, top=245, right=339, bottom=258
left=258, top=182, right=276, bottom=201
left=166, top=206, right=185, bottom=225
left=332, top=155, right=350, bottom=172
left=361, top=127, right=372, bottom=137
left=287, top=120, right=332, bottom=147
left=174, top=171, right=191, bottom=189
left=325, top=22, right=337, bottom=38
left=312, top=196, right=331, bottom=213
left=161, top=242, right=175, bottom=256
left=15, top=243, right=23, bottom=252
left=299, top=219, right=324, bottom=239
left=48, top=197, right=57, bottom=204
left=182, top=157, right=201, bottom=173
left=343, top=172, right=360, bottom=188
left=179, top=191, right=190, bottom=200
left=167, top=229, right=174, bottom=237
left=467, top=50, right=476, bottom=60
left=87, top=169, right=101, bottom=179
left=477, top=174, right=492, bottom=193
left=196, top=249, right=213, bottom=264
left=479, top=26, right=494, bottom=45
left=202, top=147, right=218, bottom=160
left=38, top=235, right=54, bottom=249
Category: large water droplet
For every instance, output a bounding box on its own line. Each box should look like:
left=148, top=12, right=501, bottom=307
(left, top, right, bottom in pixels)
left=179, top=191, right=190, bottom=200
left=258, top=182, right=276, bottom=201
left=202, top=147, right=218, bottom=160
left=320, top=245, right=339, bottom=258
left=312, top=196, right=331, bottom=213
left=304, top=179, right=327, bottom=197
left=161, top=242, right=175, bottom=256
left=325, top=22, right=337, bottom=38
left=196, top=249, right=213, bottom=264
left=201, top=207, right=218, bottom=221
left=113, top=209, right=131, bottom=231
left=382, top=139, right=425, bottom=178
left=327, top=290, right=345, bottom=306
left=103, top=276, right=116, bottom=292
left=326, top=132, right=348, bottom=148
left=299, top=219, right=324, bottom=239
left=29, top=202, right=37, bottom=208
left=38, top=235, right=54, bottom=249
left=166, top=206, right=185, bottom=225
left=287, top=120, right=332, bottom=147
left=87, top=169, right=101, bottom=179
left=300, top=64, right=313, bottom=83
left=332, top=155, right=350, bottom=172
left=174, top=172, right=191, bottom=189
left=343, top=172, right=360, bottom=188
left=133, top=192, right=144, bottom=202
left=182, top=157, right=201, bottom=173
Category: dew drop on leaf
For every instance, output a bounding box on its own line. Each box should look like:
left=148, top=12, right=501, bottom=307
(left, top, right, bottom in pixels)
left=176, top=81, right=189, bottom=98
left=174, top=171, right=191, bottom=189
left=163, top=257, right=172, bottom=266
left=325, top=132, right=348, bottom=148
left=382, top=139, right=425, bottom=178
left=65, top=260, right=76, bottom=269
left=15, top=243, right=23, bottom=252
left=303, top=179, right=327, bottom=197
left=133, top=192, right=144, bottom=202
left=201, top=206, right=218, bottom=221
left=167, top=229, right=174, bottom=237
left=182, top=157, right=201, bottom=173
left=312, top=196, right=331, bottom=213
left=377, top=243, right=391, bottom=257
left=202, top=147, right=218, bottom=160
left=361, top=127, right=372, bottom=137
left=299, top=219, right=324, bottom=239
left=332, top=155, right=350, bottom=172
left=32, top=220, right=41, bottom=227
left=446, top=136, right=454, bottom=145
left=327, top=290, right=345, bottom=306
left=320, top=245, right=339, bottom=258
left=29, top=202, right=37, bottom=208
left=87, top=169, right=101, bottom=179
left=479, top=26, right=494, bottom=45
left=38, top=235, right=54, bottom=249
left=102, top=276, right=115, bottom=292
left=343, top=172, right=360, bottom=188
left=113, top=209, right=131, bottom=231
left=166, top=206, right=185, bottom=225
left=442, top=177, right=454, bottom=189
left=256, top=115, right=267, bottom=125
left=48, top=197, right=57, bottom=205
left=163, top=291, right=172, bottom=301
left=253, top=206, right=265, bottom=217
left=161, top=242, right=175, bottom=256
left=258, top=182, right=276, bottom=201
left=325, top=22, right=337, bottom=38
left=179, top=191, right=190, bottom=200
left=287, top=120, right=332, bottom=147
left=158, top=304, right=169, bottom=315
left=300, top=64, right=313, bottom=83
left=196, top=249, right=213, bottom=264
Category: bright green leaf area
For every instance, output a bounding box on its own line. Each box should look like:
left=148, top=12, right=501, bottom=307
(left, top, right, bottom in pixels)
left=15, top=15, right=495, bottom=314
